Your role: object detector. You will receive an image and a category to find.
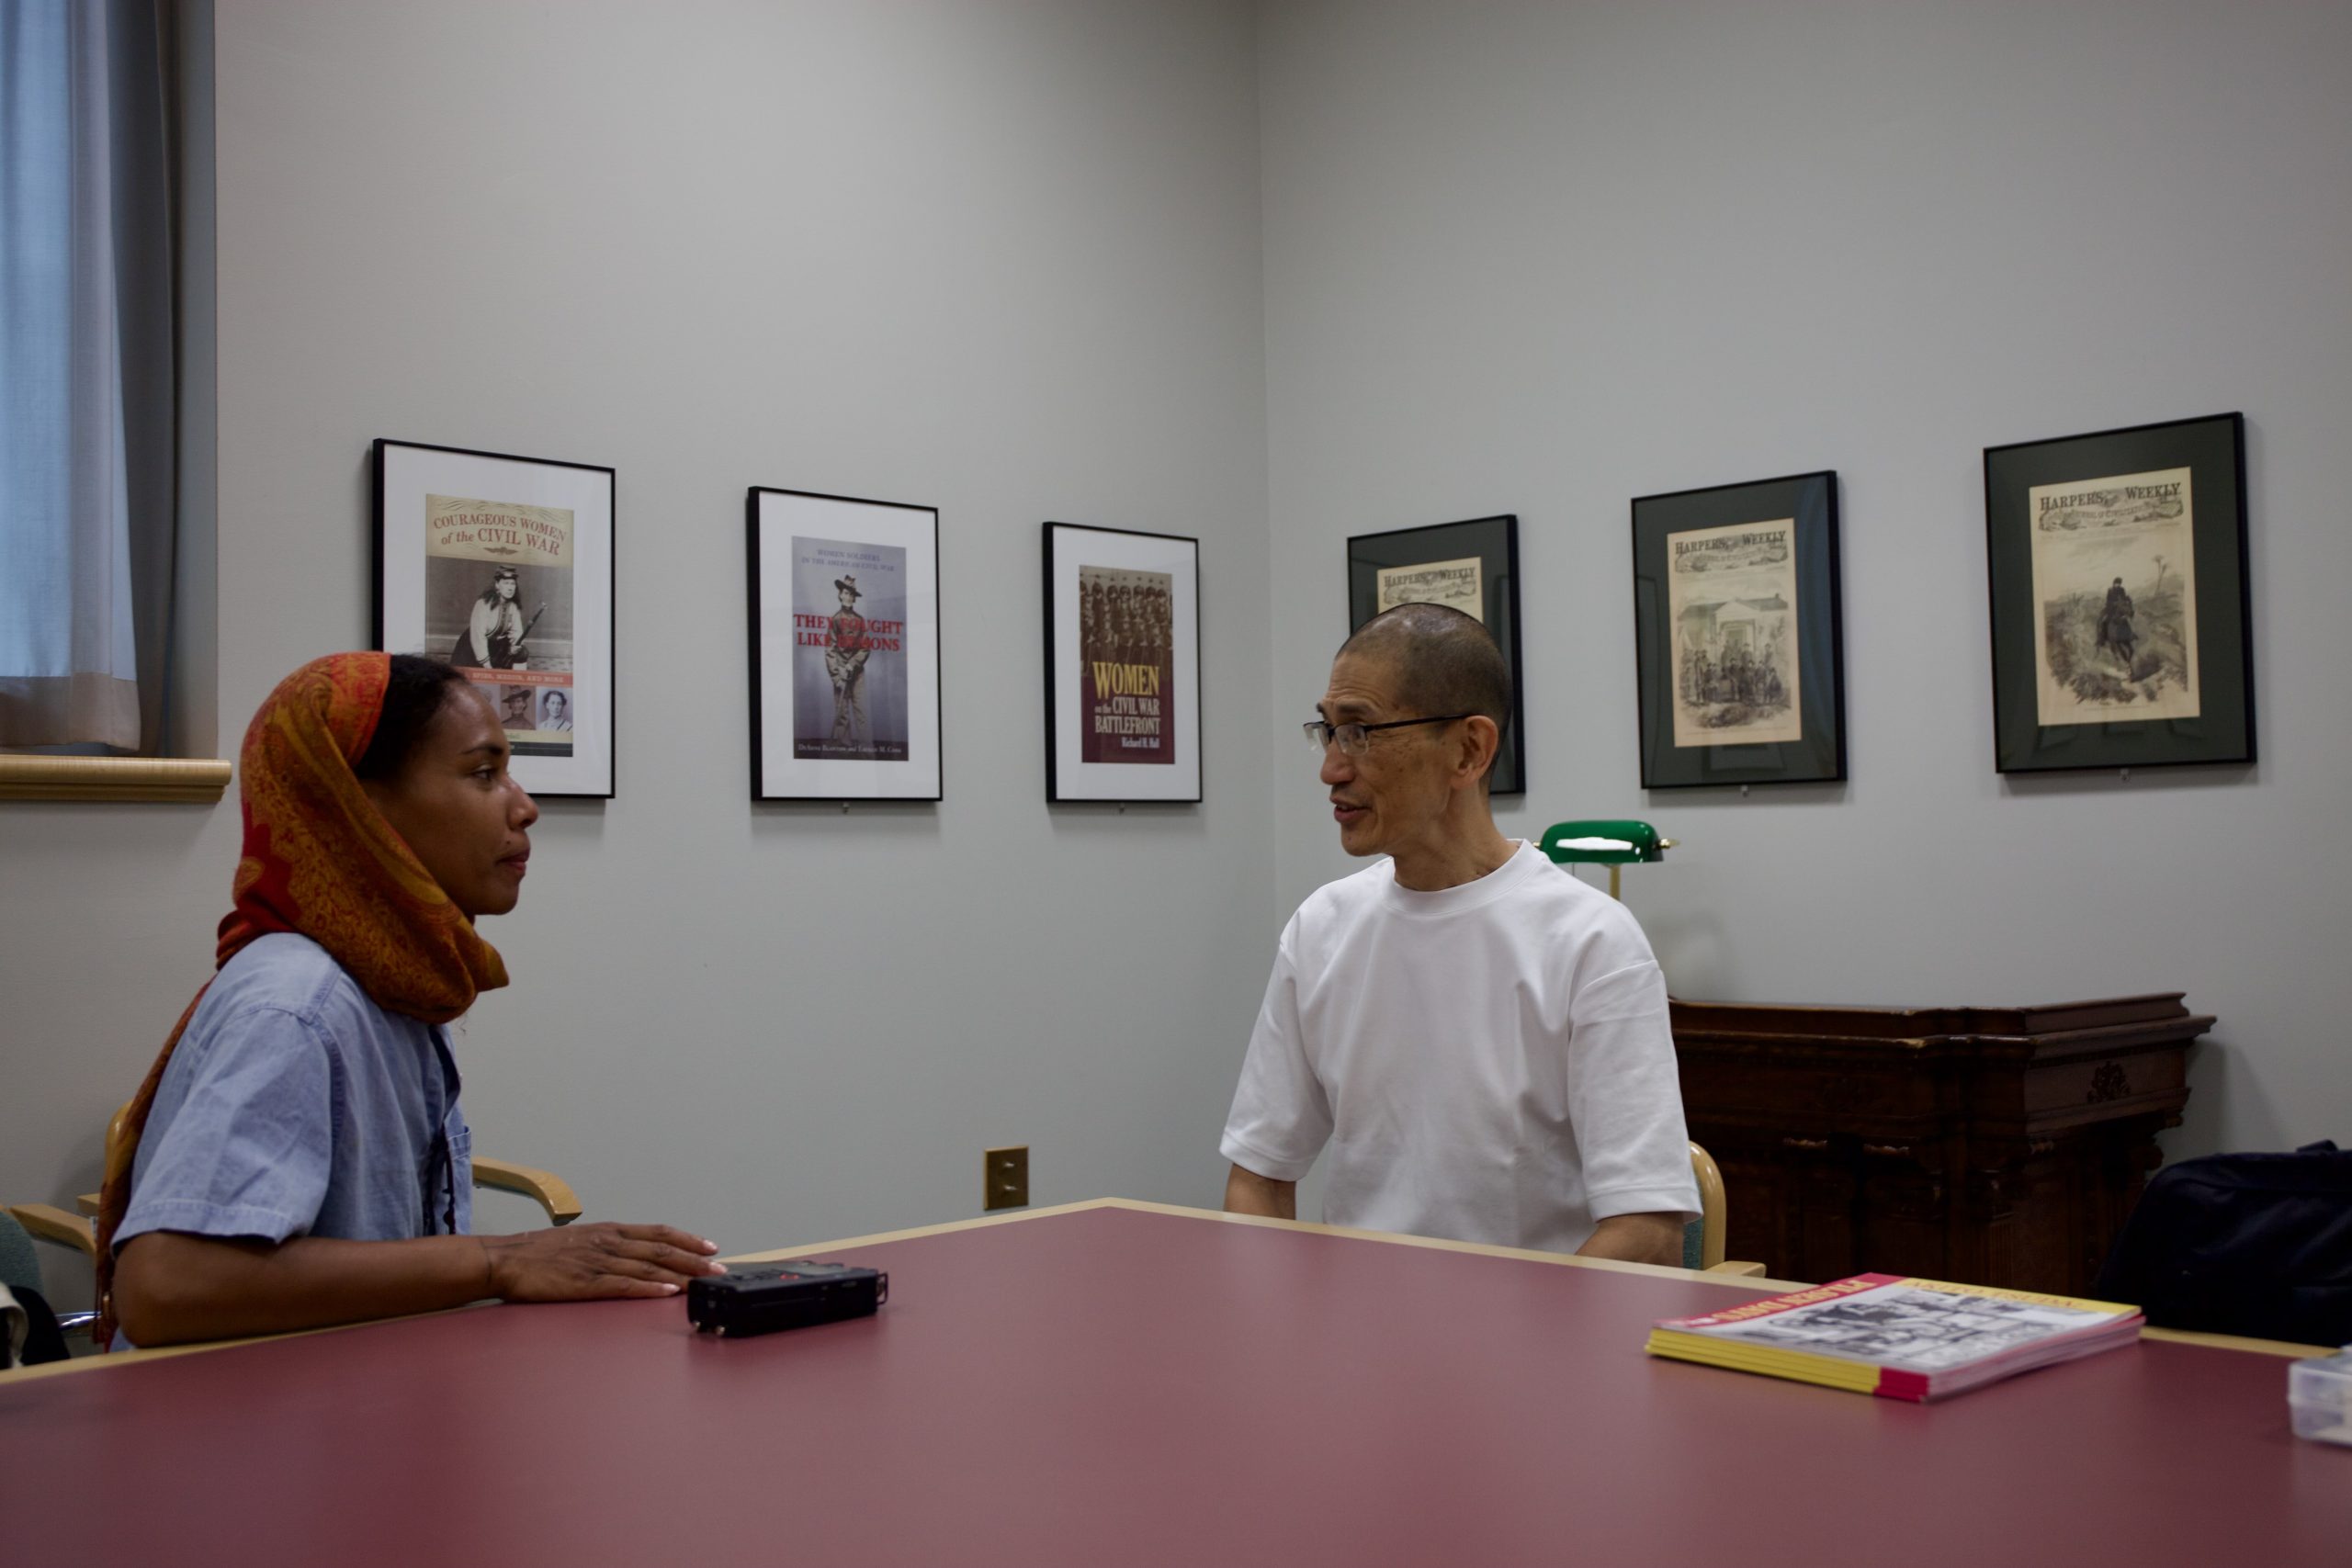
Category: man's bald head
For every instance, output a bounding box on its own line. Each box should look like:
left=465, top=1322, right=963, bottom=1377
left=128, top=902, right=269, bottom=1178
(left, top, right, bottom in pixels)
left=1336, top=603, right=1510, bottom=779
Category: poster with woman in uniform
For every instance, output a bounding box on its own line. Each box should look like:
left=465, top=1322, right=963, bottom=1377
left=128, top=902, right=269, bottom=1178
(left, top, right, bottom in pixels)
left=748, top=487, right=942, bottom=801
left=790, top=535, right=910, bottom=763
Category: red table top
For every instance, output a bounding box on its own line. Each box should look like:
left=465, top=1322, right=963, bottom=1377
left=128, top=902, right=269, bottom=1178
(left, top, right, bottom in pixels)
left=4, top=1202, right=2344, bottom=1566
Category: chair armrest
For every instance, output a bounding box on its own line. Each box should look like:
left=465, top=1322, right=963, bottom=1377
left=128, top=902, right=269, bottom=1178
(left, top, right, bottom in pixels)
left=470, top=1157, right=582, bottom=1225
left=1706, top=1260, right=1770, bottom=1278
left=6, top=1203, right=97, bottom=1259
left=77, top=1164, right=589, bottom=1227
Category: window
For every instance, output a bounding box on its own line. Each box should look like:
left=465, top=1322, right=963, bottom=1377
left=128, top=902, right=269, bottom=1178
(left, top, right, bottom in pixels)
left=0, top=0, right=219, bottom=800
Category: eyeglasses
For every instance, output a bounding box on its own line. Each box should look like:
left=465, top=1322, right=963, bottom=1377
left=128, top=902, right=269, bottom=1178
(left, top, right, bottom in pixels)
left=1302, top=714, right=1474, bottom=756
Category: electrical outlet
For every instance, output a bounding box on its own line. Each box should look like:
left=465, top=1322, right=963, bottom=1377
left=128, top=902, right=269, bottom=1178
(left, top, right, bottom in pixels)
left=984, top=1145, right=1029, bottom=1211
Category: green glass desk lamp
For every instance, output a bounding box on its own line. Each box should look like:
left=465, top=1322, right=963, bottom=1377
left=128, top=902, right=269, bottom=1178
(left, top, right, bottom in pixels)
left=1538, top=819, right=1675, bottom=901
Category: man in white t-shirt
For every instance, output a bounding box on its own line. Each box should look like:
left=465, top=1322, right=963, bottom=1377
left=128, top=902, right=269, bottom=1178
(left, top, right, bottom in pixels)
left=1220, top=603, right=1699, bottom=1261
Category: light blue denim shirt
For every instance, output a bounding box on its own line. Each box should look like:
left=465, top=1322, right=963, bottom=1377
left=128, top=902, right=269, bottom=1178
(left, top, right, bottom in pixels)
left=115, top=931, right=472, bottom=1263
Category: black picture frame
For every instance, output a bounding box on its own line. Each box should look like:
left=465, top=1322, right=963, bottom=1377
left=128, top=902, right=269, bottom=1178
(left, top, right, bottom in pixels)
left=1043, top=522, right=1204, bottom=805
left=1631, top=471, right=1846, bottom=791
left=1345, top=515, right=1527, bottom=796
left=747, top=487, right=944, bottom=802
left=372, top=438, right=617, bottom=799
left=1983, top=412, right=2252, bottom=774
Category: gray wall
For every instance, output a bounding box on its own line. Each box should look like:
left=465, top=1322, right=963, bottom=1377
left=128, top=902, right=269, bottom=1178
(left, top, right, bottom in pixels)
left=1261, top=0, right=2352, bottom=1157
left=0, top=0, right=1272, bottom=1307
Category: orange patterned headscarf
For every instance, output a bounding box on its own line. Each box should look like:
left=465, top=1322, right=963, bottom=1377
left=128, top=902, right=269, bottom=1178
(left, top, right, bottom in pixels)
left=94, top=652, right=510, bottom=1342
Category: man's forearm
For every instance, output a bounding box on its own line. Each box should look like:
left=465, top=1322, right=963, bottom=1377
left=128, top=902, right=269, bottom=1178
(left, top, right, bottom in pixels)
left=1575, top=1212, right=1686, bottom=1267
left=1223, top=1164, right=1296, bottom=1220
left=114, top=1231, right=495, bottom=1348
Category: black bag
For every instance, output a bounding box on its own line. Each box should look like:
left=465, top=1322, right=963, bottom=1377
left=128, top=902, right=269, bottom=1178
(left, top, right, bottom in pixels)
left=2095, top=1139, right=2352, bottom=1346
left=3, top=1282, right=70, bottom=1368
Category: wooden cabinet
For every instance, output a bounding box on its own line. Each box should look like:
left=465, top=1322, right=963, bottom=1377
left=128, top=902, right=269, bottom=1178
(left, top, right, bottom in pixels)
left=1670, top=994, right=2204, bottom=1295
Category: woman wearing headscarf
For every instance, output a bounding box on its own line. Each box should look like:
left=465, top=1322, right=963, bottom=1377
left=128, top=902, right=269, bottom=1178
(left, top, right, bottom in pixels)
left=101, top=652, right=721, bottom=1348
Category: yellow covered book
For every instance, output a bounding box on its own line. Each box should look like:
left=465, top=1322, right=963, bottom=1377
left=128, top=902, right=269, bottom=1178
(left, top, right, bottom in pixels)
left=1647, top=1273, right=2143, bottom=1402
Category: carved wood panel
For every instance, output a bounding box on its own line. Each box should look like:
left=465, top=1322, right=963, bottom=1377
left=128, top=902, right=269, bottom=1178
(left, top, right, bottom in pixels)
left=1675, top=994, right=2203, bottom=1293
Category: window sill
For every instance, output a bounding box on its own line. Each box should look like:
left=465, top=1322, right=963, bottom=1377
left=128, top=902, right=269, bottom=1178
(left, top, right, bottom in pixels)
left=0, top=756, right=232, bottom=803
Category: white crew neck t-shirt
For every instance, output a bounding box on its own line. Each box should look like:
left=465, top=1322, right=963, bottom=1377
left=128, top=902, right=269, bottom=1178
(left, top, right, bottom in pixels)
left=1219, top=841, right=1699, bottom=1254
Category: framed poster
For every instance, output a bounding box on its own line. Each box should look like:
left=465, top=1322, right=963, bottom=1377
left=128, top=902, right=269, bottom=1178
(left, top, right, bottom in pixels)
left=1043, top=522, right=1202, bottom=804
left=1984, top=413, right=2252, bottom=773
left=1345, top=514, right=1526, bottom=795
left=1631, top=471, right=1846, bottom=790
left=372, top=439, right=616, bottom=798
left=747, top=488, right=943, bottom=801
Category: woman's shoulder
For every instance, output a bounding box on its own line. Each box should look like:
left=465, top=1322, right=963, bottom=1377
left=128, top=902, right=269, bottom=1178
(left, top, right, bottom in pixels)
left=208, top=933, right=375, bottom=1024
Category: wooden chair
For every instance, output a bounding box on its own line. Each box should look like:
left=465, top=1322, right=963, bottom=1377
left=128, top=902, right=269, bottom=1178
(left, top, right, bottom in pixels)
left=67, top=1100, right=583, bottom=1226
left=1684, top=1142, right=1768, bottom=1277
left=3, top=1202, right=96, bottom=1262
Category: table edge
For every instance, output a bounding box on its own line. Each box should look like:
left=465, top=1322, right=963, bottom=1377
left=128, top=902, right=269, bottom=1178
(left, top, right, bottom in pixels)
left=730, top=1198, right=1817, bottom=1287
left=0, top=1300, right=492, bottom=1386
left=731, top=1199, right=2335, bottom=1359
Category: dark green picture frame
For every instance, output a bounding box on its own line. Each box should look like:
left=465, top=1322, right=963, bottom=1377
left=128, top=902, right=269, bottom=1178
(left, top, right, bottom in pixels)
left=1984, top=412, right=2253, bottom=774
left=1346, top=514, right=1526, bottom=795
left=1631, top=471, right=1846, bottom=790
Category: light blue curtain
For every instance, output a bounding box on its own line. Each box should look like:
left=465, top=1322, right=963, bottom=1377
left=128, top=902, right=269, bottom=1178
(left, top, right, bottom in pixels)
left=0, top=0, right=175, bottom=750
